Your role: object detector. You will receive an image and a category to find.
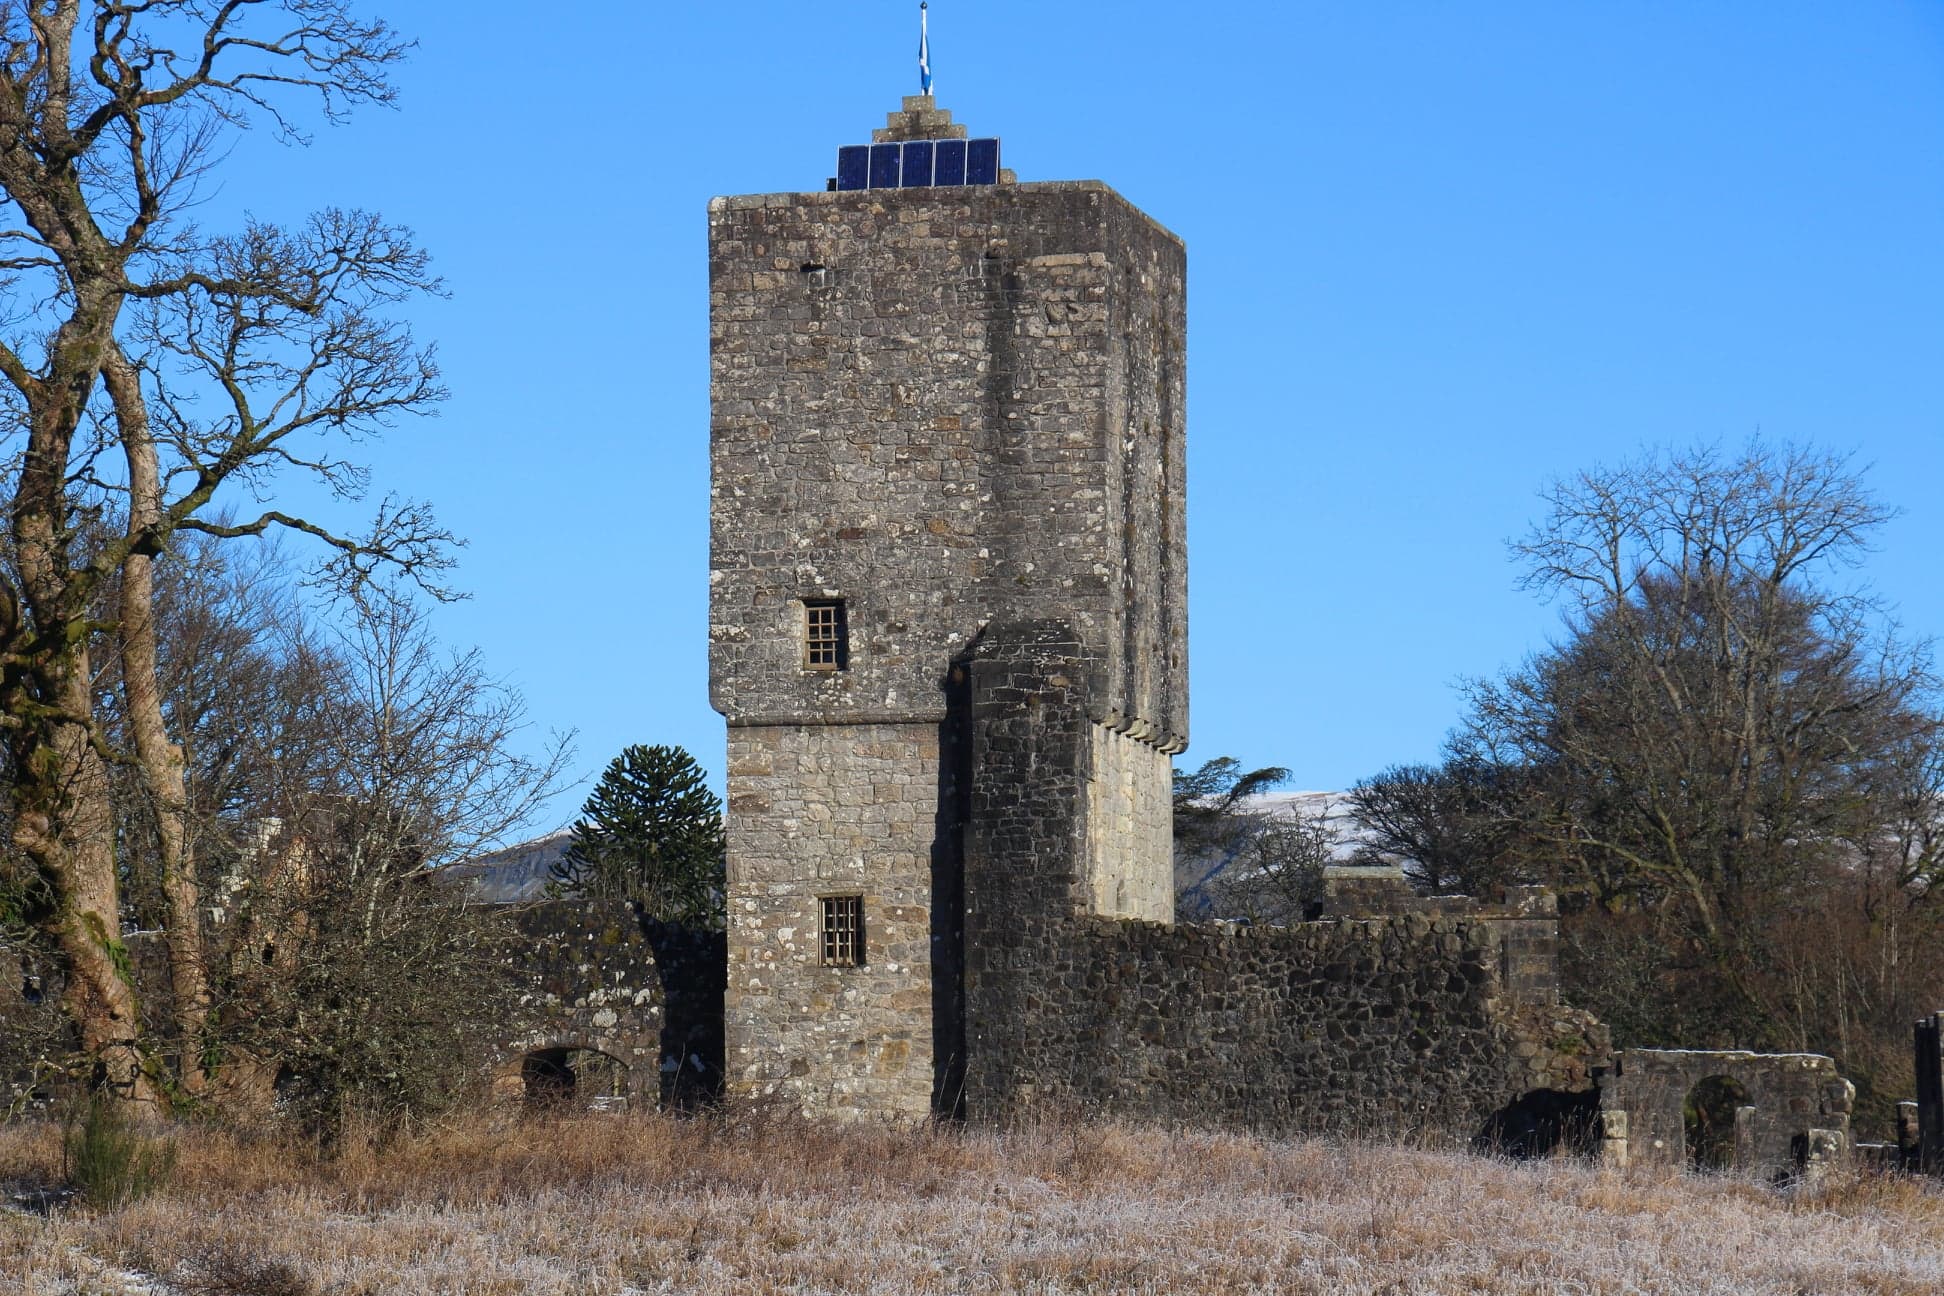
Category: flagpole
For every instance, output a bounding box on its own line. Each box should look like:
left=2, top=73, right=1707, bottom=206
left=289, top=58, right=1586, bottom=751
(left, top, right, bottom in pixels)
left=919, top=3, right=933, bottom=98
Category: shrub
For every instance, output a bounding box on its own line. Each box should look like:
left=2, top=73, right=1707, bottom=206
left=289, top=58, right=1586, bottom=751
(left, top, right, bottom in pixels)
left=63, top=1096, right=177, bottom=1206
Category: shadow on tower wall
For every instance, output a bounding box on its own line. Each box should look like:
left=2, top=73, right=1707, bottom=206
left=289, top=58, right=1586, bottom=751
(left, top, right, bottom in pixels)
left=637, top=914, right=727, bottom=1110
left=930, top=638, right=979, bottom=1119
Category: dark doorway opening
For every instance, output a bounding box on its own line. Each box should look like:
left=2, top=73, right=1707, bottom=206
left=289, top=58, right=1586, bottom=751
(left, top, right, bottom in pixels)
left=1475, top=1088, right=1600, bottom=1159
left=1685, top=1074, right=1750, bottom=1171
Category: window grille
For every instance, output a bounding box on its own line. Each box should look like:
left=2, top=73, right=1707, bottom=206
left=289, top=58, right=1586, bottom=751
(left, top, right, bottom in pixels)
left=822, top=895, right=864, bottom=967
left=804, top=599, right=848, bottom=670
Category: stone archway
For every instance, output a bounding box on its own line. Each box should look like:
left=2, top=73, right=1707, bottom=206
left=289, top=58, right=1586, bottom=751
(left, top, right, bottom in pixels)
left=520, top=1046, right=629, bottom=1111
left=1685, top=1074, right=1751, bottom=1171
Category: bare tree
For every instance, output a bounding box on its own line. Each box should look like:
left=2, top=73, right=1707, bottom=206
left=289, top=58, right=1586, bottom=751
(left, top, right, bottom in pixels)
left=1421, top=441, right=1944, bottom=1104
left=1170, top=755, right=1341, bottom=922
left=1347, top=751, right=1539, bottom=895
left=1203, top=811, right=1336, bottom=925
left=1469, top=443, right=1938, bottom=946
left=0, top=3, right=446, bottom=1103
left=197, top=586, right=567, bottom=1136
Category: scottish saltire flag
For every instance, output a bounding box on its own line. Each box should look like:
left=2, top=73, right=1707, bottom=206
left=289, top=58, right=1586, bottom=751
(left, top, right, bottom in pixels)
left=919, top=3, right=934, bottom=95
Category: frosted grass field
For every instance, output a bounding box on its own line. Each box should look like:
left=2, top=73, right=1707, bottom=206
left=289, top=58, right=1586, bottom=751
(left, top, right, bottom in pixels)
left=4, top=1111, right=1941, bottom=1294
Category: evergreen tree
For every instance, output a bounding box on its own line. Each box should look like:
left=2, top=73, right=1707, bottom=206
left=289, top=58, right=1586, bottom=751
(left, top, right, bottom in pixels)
left=552, top=745, right=726, bottom=927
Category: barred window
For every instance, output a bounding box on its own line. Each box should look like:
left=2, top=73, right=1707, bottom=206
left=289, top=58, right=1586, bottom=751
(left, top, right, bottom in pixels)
left=804, top=599, right=848, bottom=670
left=822, top=895, right=864, bottom=967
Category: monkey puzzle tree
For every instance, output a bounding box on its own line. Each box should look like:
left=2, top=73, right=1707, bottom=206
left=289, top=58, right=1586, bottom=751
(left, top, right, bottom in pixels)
left=0, top=2, right=446, bottom=1104
left=551, top=745, right=726, bottom=929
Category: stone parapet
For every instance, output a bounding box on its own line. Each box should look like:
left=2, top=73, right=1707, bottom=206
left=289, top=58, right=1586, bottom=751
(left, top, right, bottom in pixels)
left=1317, top=872, right=1563, bottom=1009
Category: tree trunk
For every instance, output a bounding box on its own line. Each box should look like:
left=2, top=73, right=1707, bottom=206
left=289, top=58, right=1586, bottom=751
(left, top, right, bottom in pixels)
left=105, top=348, right=209, bottom=1094
left=9, top=647, right=163, bottom=1108
left=5, top=287, right=160, bottom=1108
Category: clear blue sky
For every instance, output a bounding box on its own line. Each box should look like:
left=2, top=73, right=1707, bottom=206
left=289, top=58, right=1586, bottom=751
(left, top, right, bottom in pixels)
left=208, top=2, right=1944, bottom=828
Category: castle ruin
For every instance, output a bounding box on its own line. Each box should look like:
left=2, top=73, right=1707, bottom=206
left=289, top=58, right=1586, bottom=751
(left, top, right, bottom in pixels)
left=705, top=97, right=1606, bottom=1136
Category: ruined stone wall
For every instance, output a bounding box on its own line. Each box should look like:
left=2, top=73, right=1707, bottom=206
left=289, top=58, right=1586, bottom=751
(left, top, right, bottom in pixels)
left=723, top=723, right=941, bottom=1118
left=959, top=624, right=1598, bottom=1139
left=1321, top=872, right=1564, bottom=1010
left=491, top=901, right=669, bottom=1106
left=1083, top=721, right=1173, bottom=922
left=1599, top=1049, right=1854, bottom=1175
left=6, top=905, right=710, bottom=1115
left=1476, top=890, right=1562, bottom=1009
left=1005, top=912, right=1603, bottom=1137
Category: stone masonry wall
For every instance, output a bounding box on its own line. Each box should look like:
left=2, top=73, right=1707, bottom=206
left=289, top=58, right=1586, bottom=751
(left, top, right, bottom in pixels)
left=710, top=159, right=1191, bottom=1119
left=1096, top=197, right=1188, bottom=750
left=1482, top=892, right=1562, bottom=1009
left=9, top=905, right=708, bottom=1116
left=723, top=722, right=940, bottom=1118
left=1083, top=721, right=1173, bottom=922
left=706, top=180, right=1187, bottom=748
left=702, top=117, right=1595, bottom=1138
left=1321, top=872, right=1564, bottom=1010
left=491, top=901, right=668, bottom=1107
left=1014, top=912, right=1571, bottom=1137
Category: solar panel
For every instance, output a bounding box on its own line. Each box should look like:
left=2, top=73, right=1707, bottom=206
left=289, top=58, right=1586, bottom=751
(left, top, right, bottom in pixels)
left=900, top=140, right=935, bottom=187
left=934, top=138, right=966, bottom=186
left=836, top=145, right=870, bottom=191
left=830, top=138, right=1001, bottom=191
left=966, top=138, right=999, bottom=186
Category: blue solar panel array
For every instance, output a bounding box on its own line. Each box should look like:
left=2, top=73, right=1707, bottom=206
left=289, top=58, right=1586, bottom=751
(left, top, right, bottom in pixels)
left=834, top=138, right=1000, bottom=191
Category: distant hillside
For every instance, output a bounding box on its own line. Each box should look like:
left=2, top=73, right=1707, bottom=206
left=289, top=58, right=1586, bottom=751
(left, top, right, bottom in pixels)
left=444, top=828, right=573, bottom=903
left=1174, top=790, right=1381, bottom=920
left=457, top=792, right=1378, bottom=913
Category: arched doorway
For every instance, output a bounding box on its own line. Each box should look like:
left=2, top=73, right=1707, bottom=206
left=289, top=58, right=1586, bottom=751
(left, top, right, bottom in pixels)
left=1684, top=1075, right=1750, bottom=1171
left=521, top=1047, right=629, bottom=1110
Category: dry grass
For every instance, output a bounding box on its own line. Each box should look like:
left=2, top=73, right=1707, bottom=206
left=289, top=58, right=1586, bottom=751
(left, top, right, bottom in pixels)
left=3, top=1108, right=1942, bottom=1294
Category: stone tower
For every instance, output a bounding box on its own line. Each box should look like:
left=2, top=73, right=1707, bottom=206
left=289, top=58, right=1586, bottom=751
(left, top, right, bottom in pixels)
left=708, top=96, right=1187, bottom=1119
